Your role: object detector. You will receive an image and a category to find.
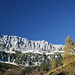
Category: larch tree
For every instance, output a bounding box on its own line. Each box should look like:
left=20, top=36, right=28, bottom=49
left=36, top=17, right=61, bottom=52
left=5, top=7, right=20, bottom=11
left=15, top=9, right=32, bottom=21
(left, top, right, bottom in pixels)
left=62, top=36, right=75, bottom=65
left=51, top=58, right=57, bottom=69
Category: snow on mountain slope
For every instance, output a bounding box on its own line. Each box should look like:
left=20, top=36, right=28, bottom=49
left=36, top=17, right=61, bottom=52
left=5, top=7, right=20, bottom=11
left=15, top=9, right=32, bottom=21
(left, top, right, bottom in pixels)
left=0, top=35, right=63, bottom=55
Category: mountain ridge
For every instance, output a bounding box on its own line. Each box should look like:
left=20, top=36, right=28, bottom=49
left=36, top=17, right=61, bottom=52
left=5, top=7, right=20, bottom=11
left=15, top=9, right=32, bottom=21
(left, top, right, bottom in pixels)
left=0, top=35, right=64, bottom=66
left=0, top=35, right=63, bottom=55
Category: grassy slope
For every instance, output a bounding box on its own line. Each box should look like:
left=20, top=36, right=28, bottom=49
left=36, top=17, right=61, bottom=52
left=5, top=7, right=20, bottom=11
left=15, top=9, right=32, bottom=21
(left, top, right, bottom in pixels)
left=0, top=62, right=46, bottom=75
left=1, top=60, right=75, bottom=75
left=0, top=62, right=20, bottom=75
left=45, top=61, right=75, bottom=75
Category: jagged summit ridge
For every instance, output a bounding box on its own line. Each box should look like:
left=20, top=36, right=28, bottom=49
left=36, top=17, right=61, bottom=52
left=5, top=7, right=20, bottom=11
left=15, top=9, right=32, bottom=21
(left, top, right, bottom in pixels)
left=0, top=35, right=63, bottom=54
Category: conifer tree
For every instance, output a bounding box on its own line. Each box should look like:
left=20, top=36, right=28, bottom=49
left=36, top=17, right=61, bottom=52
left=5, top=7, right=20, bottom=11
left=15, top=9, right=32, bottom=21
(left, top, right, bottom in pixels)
left=51, top=58, right=57, bottom=69
left=63, top=36, right=74, bottom=56
left=62, top=36, right=75, bottom=65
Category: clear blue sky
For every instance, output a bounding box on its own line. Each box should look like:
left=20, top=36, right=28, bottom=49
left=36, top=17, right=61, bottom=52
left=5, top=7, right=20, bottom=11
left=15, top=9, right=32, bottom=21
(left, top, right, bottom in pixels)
left=0, top=0, right=75, bottom=44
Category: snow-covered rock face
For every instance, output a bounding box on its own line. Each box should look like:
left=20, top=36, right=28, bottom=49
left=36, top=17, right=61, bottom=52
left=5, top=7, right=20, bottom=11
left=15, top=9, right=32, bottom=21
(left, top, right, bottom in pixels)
left=0, top=35, right=64, bottom=66
left=0, top=35, right=63, bottom=54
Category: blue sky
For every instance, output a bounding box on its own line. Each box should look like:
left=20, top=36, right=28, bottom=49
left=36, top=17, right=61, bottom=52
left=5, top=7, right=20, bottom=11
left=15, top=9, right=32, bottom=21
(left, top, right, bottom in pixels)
left=0, top=0, right=75, bottom=44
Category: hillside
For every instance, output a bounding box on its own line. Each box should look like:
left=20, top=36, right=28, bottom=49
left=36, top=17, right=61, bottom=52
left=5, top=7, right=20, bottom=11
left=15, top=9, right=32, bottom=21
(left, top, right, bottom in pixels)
left=0, top=61, right=52, bottom=75
left=44, top=36, right=75, bottom=75
left=0, top=62, right=20, bottom=75
left=45, top=59, right=75, bottom=75
left=1, top=59, right=75, bottom=75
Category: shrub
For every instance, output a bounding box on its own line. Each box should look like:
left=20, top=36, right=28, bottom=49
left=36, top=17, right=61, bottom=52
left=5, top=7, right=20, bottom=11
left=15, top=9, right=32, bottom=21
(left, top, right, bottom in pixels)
left=7, top=72, right=15, bottom=75
left=20, top=69, right=26, bottom=75
left=40, top=72, right=43, bottom=75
